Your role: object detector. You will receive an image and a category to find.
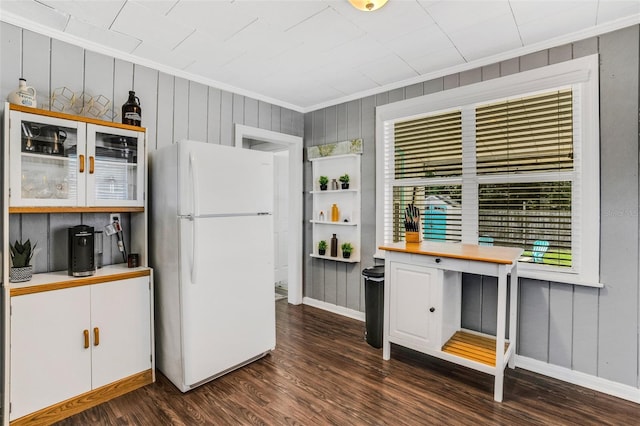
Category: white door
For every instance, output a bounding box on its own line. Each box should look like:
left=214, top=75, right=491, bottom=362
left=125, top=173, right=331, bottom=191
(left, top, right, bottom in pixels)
left=10, top=287, right=92, bottom=420
left=273, top=151, right=289, bottom=287
left=179, top=215, right=275, bottom=387
left=177, top=140, right=273, bottom=216
left=388, top=262, right=442, bottom=352
left=91, top=277, right=152, bottom=388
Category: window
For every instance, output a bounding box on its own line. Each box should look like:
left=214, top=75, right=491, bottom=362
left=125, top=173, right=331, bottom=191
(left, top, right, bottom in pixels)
left=376, top=55, right=600, bottom=286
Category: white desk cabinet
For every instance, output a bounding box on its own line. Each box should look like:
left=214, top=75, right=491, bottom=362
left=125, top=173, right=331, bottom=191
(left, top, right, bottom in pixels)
left=388, top=262, right=444, bottom=352
left=9, top=274, right=153, bottom=424
left=380, top=241, right=522, bottom=402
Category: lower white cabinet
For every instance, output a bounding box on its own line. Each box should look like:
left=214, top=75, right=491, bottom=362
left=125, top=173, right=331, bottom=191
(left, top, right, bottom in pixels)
left=388, top=262, right=444, bottom=352
left=9, top=277, right=152, bottom=421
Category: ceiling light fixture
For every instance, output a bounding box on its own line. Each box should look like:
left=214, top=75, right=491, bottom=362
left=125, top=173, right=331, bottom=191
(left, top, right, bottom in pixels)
left=348, top=0, right=389, bottom=12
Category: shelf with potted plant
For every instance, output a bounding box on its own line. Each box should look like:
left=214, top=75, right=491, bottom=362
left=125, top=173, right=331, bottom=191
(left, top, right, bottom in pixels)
left=308, top=148, right=361, bottom=264
left=9, top=239, right=36, bottom=283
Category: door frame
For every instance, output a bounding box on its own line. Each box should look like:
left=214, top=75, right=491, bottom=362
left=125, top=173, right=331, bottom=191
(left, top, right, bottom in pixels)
left=234, top=124, right=303, bottom=305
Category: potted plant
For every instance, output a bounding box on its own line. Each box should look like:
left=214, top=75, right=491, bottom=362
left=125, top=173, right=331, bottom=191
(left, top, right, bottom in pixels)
left=339, top=174, right=350, bottom=189
left=9, top=239, right=36, bottom=282
left=318, top=240, right=327, bottom=255
left=341, top=242, right=353, bottom=259
left=319, top=176, right=329, bottom=191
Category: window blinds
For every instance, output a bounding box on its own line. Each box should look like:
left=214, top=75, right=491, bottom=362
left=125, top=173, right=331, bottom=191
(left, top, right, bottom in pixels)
left=475, top=89, right=574, bottom=265
left=476, top=89, right=573, bottom=175
left=394, top=110, right=462, bottom=179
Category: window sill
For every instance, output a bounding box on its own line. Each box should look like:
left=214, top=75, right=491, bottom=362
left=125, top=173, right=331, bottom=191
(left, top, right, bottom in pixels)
left=516, top=267, right=603, bottom=288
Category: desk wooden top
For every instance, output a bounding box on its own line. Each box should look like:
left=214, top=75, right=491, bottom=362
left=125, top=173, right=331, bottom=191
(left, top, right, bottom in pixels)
left=379, top=241, right=523, bottom=265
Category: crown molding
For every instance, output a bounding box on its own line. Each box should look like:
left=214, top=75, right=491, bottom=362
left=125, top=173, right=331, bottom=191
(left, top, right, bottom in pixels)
left=2, top=10, right=638, bottom=114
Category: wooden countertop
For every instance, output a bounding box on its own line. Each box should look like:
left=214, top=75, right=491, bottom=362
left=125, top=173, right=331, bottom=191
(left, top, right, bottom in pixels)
left=9, top=264, right=151, bottom=296
left=379, top=241, right=523, bottom=265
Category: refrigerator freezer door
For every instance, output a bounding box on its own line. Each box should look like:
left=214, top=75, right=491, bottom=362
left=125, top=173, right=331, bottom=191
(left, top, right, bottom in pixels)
left=178, top=214, right=275, bottom=387
left=177, top=140, right=273, bottom=217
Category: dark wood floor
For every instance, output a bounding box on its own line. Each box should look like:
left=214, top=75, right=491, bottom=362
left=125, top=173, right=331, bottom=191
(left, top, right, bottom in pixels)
left=56, top=300, right=638, bottom=425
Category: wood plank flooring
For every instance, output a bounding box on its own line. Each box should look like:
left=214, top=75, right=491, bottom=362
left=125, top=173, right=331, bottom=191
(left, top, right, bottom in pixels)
left=55, top=300, right=638, bottom=425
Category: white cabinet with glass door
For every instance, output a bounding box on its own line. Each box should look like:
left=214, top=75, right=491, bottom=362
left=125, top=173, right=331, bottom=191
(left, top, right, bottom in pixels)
left=86, top=123, right=144, bottom=207
left=8, top=106, right=145, bottom=208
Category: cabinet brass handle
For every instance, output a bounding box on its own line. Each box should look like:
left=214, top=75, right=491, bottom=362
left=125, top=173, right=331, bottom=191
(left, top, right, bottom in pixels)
left=94, top=327, right=100, bottom=346
left=79, top=154, right=85, bottom=173
left=89, top=156, right=95, bottom=174
left=83, top=329, right=89, bottom=349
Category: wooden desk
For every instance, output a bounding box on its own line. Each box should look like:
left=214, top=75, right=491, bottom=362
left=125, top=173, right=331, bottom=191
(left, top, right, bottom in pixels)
left=379, top=241, right=522, bottom=402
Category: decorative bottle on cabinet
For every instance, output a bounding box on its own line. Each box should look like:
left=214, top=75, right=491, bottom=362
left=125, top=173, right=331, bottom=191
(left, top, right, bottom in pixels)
left=122, top=91, right=142, bottom=126
left=330, top=234, right=338, bottom=257
left=7, top=78, right=37, bottom=108
left=331, top=204, right=339, bottom=222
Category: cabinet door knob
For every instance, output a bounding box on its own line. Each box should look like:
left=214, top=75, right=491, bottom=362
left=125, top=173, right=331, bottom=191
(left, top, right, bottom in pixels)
left=93, top=327, right=100, bottom=346
left=429, top=307, right=435, bottom=313
left=89, top=156, right=95, bottom=174
left=435, top=258, right=441, bottom=263
left=83, top=329, right=89, bottom=349
left=79, top=154, right=85, bottom=173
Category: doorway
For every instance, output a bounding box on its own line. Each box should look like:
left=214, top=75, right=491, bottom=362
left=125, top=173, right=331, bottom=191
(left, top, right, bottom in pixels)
left=234, top=125, right=303, bottom=305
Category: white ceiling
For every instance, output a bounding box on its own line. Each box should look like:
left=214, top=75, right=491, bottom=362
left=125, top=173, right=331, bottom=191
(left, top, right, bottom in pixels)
left=1, top=0, right=639, bottom=112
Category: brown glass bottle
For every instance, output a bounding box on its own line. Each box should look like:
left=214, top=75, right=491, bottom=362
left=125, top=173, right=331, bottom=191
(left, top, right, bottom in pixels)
left=122, top=91, right=142, bottom=126
left=330, top=234, right=338, bottom=257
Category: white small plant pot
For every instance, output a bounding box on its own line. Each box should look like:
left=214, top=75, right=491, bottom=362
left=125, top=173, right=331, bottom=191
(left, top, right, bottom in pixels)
left=10, top=266, right=33, bottom=283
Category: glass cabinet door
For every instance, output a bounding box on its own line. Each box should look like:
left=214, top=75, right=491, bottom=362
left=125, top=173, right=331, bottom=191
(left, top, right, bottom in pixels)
left=9, top=111, right=86, bottom=207
left=86, top=124, right=145, bottom=207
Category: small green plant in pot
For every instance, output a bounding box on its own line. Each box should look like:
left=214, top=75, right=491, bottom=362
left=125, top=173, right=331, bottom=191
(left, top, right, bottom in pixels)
left=319, top=176, right=329, bottom=191
left=318, top=240, right=327, bottom=255
left=9, top=239, right=36, bottom=282
left=341, top=242, right=353, bottom=259
left=339, top=173, right=350, bottom=189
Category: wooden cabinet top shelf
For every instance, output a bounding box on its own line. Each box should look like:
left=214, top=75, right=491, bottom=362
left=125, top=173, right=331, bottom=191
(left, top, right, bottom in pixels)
left=9, top=103, right=145, bottom=132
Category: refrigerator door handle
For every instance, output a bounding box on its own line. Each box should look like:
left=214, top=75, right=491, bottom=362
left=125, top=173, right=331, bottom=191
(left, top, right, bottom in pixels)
left=189, top=152, right=200, bottom=217
left=191, top=217, right=198, bottom=284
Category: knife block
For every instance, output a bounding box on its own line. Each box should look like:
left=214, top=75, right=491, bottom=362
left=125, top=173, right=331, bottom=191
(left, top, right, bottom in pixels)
left=405, top=231, right=422, bottom=243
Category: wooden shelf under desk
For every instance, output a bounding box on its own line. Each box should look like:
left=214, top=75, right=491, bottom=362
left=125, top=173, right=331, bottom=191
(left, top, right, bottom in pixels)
left=441, top=331, right=509, bottom=367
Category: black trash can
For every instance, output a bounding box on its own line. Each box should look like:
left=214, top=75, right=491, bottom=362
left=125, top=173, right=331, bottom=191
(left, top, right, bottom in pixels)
left=362, top=265, right=385, bottom=349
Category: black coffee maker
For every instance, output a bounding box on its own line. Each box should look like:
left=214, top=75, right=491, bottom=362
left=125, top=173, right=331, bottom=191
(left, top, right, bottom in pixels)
left=68, top=225, right=95, bottom=276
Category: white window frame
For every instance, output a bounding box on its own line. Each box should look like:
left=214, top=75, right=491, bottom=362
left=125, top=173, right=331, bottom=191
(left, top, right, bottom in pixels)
left=375, top=55, right=601, bottom=287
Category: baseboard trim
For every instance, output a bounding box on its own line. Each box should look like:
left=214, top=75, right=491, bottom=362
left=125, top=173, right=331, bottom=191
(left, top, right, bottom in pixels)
left=302, top=297, right=365, bottom=322
left=515, top=355, right=640, bottom=404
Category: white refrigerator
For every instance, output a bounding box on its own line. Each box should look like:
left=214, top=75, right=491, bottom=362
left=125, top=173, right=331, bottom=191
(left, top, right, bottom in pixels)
left=150, top=140, right=275, bottom=392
